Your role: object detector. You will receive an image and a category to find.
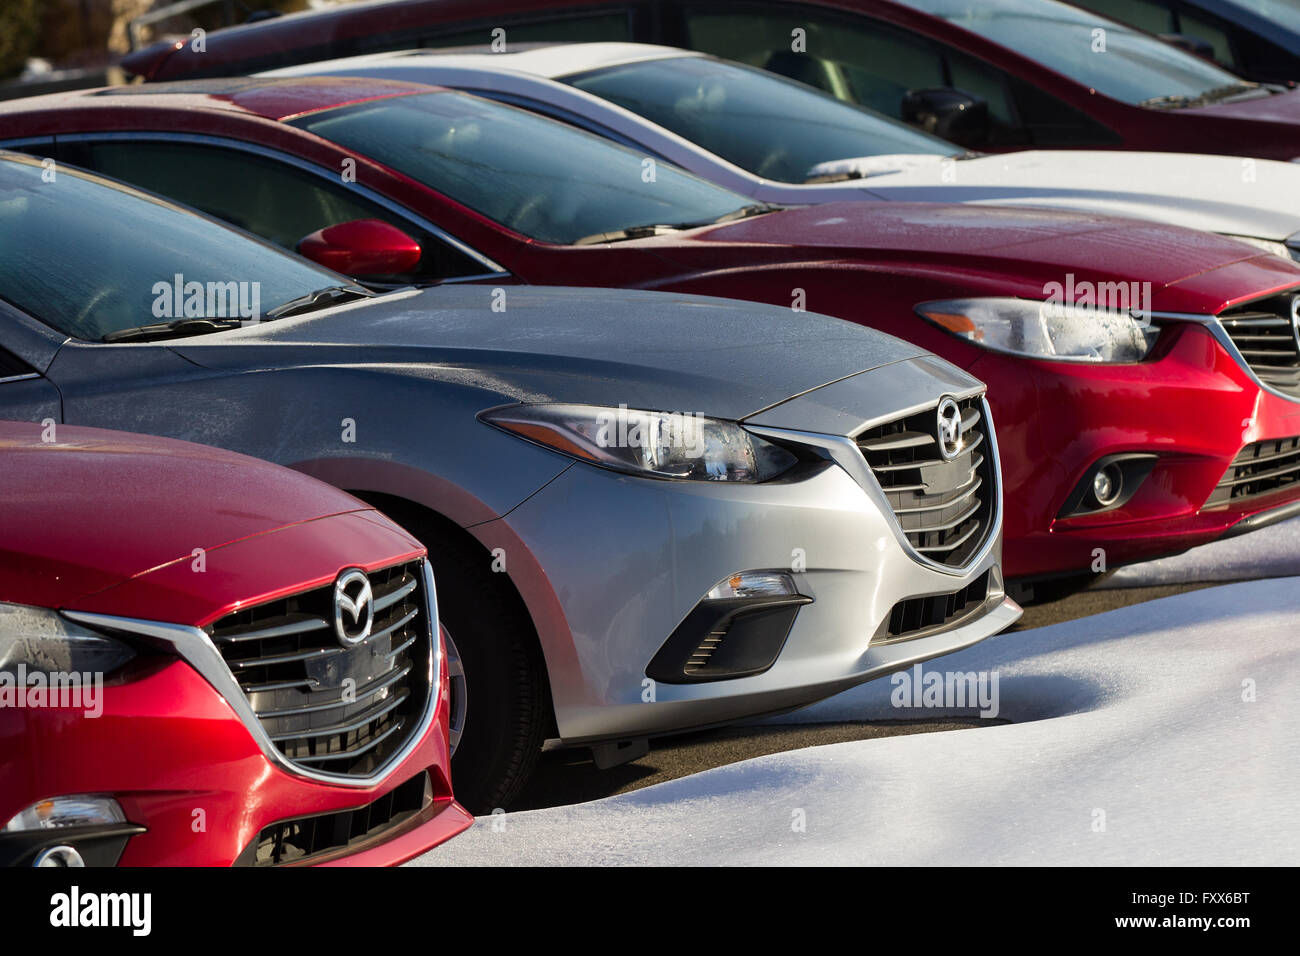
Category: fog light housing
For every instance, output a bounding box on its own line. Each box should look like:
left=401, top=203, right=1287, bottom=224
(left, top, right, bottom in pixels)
left=647, top=571, right=811, bottom=684
left=1093, top=464, right=1122, bottom=508
left=1059, top=454, right=1158, bottom=518
left=32, top=845, right=85, bottom=868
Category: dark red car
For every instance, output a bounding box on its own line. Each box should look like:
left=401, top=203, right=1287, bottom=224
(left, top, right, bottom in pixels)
left=120, top=0, right=1300, bottom=159
left=7, top=78, right=1300, bottom=588
left=0, top=421, right=471, bottom=866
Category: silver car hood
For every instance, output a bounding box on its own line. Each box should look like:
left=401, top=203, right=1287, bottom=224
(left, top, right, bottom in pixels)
left=168, top=284, right=928, bottom=422
left=847, top=150, right=1300, bottom=244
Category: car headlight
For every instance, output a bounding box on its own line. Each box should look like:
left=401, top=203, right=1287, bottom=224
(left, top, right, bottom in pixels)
left=0, top=603, right=136, bottom=676
left=480, top=403, right=799, bottom=482
left=917, top=297, right=1158, bottom=363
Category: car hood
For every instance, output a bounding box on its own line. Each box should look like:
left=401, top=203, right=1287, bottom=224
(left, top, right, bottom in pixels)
left=668, top=201, right=1271, bottom=289
left=0, top=422, right=370, bottom=610
left=1190, top=86, right=1300, bottom=125
left=843, top=150, right=1300, bottom=243
left=168, top=284, right=929, bottom=421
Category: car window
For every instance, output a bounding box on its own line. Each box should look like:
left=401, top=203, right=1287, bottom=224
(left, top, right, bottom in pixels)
left=566, top=55, right=954, bottom=183
left=1179, top=10, right=1237, bottom=67
left=1078, top=0, right=1176, bottom=36
left=418, top=11, right=632, bottom=49
left=289, top=91, right=755, bottom=245
left=680, top=3, right=1117, bottom=146
left=74, top=140, right=485, bottom=282
left=894, top=0, right=1246, bottom=105
left=0, top=157, right=341, bottom=341
left=684, top=6, right=946, bottom=118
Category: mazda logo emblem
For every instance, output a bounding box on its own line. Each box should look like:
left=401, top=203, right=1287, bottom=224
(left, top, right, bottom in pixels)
left=333, top=568, right=374, bottom=646
left=936, top=397, right=964, bottom=461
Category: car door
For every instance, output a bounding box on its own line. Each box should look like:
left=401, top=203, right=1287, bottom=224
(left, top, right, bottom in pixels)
left=53, top=136, right=504, bottom=287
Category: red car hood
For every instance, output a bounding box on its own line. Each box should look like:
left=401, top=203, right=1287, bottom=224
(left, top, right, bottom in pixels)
left=0, top=422, right=369, bottom=611
left=1190, top=87, right=1300, bottom=124
left=667, top=202, right=1267, bottom=290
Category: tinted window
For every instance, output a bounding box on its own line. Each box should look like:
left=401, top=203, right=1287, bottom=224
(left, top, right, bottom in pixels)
left=290, top=92, right=754, bottom=245
left=896, top=0, right=1246, bottom=104
left=567, top=55, right=954, bottom=183
left=0, top=157, right=341, bottom=340
left=76, top=140, right=484, bottom=282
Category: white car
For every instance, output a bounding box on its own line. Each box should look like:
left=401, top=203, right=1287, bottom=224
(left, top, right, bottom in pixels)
left=264, top=41, right=1300, bottom=259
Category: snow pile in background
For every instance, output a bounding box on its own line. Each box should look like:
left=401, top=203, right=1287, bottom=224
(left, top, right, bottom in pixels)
left=413, top=579, right=1300, bottom=866
left=1101, top=516, right=1300, bottom=587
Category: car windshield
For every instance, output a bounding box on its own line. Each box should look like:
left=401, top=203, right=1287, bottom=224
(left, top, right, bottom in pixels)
left=289, top=91, right=759, bottom=244
left=0, top=156, right=346, bottom=341
left=565, top=55, right=957, bottom=184
left=896, top=0, right=1249, bottom=105
left=1218, top=0, right=1300, bottom=34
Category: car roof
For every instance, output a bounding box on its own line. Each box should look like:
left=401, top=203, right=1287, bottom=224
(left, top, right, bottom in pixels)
left=0, top=75, right=440, bottom=123
left=267, top=41, right=703, bottom=80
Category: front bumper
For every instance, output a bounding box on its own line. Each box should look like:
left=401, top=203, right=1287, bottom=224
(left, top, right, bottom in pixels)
left=0, top=655, right=470, bottom=866
left=974, top=321, right=1300, bottom=579
left=478, top=365, right=1019, bottom=745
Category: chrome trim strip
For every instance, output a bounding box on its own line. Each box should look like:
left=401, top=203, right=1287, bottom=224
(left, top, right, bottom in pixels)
left=746, top=395, right=1002, bottom=577
left=1148, top=310, right=1300, bottom=405
left=0, top=373, right=40, bottom=385
left=50, top=131, right=509, bottom=277
left=64, top=557, right=441, bottom=789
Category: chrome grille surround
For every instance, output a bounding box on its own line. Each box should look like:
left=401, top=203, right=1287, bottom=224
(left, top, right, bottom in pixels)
left=208, top=560, right=431, bottom=778
left=854, top=395, right=998, bottom=570
left=1217, top=293, right=1300, bottom=399
left=63, top=558, right=440, bottom=789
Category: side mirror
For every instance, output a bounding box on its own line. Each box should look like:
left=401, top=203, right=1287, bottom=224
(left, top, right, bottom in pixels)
left=1157, top=32, right=1217, bottom=60
left=901, top=88, right=990, bottom=147
left=296, top=219, right=422, bottom=279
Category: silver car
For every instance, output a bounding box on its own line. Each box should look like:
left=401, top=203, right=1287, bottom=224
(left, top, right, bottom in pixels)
left=263, top=42, right=1300, bottom=259
left=0, top=152, right=1020, bottom=811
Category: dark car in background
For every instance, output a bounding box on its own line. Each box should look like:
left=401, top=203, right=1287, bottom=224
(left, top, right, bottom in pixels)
left=1070, top=0, right=1300, bottom=84
left=121, top=0, right=1300, bottom=159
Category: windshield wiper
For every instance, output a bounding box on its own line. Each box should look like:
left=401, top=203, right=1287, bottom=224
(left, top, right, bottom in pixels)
left=266, top=284, right=375, bottom=319
left=1139, top=83, right=1260, bottom=110
left=574, top=204, right=782, bottom=245
left=103, top=317, right=244, bottom=343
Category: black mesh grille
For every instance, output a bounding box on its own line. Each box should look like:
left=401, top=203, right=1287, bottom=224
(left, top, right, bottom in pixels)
left=1220, top=295, right=1300, bottom=398
left=208, top=560, right=430, bottom=778
left=857, top=397, right=995, bottom=569
left=879, top=570, right=991, bottom=642
left=1206, top=436, right=1300, bottom=507
left=239, top=772, right=431, bottom=866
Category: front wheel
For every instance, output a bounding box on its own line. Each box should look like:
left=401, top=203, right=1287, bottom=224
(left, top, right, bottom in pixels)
left=425, top=533, right=548, bottom=815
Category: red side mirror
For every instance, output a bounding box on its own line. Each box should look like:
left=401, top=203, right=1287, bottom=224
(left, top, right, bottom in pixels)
left=296, top=218, right=422, bottom=278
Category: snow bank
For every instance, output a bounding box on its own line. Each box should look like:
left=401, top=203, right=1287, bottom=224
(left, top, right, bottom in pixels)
left=1101, top=516, right=1300, bottom=587
left=412, top=579, right=1300, bottom=865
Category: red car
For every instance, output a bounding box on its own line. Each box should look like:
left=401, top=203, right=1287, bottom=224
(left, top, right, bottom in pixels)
left=119, top=0, right=1300, bottom=160
left=0, top=421, right=471, bottom=866
left=7, top=78, right=1300, bottom=588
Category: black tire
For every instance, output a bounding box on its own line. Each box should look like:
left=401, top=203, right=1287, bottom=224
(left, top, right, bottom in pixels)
left=354, top=495, right=549, bottom=815
left=422, top=529, right=549, bottom=815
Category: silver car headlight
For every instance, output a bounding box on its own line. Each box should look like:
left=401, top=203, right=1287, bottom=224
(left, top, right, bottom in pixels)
left=480, top=403, right=799, bottom=482
left=0, top=603, right=136, bottom=675
left=916, top=297, right=1158, bottom=363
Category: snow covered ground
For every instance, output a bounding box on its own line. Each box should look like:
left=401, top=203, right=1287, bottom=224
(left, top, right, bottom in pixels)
left=1101, top=516, right=1300, bottom=587
left=413, top=578, right=1300, bottom=865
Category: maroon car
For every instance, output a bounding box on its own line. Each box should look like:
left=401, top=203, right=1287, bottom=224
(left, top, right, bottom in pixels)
left=6, top=78, right=1300, bottom=591
left=121, top=0, right=1300, bottom=159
